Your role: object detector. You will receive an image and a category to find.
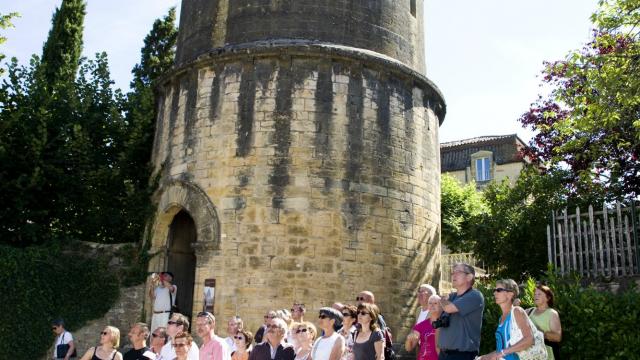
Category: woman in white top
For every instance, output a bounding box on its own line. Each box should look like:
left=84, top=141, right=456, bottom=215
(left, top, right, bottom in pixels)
left=293, top=321, right=317, bottom=360
left=312, top=307, right=345, bottom=360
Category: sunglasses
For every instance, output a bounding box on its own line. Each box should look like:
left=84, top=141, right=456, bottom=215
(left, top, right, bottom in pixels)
left=264, top=315, right=275, bottom=319
left=234, top=335, right=245, bottom=340
left=356, top=296, right=365, bottom=301
left=101, top=331, right=109, bottom=336
left=318, top=314, right=328, bottom=319
left=493, top=288, right=510, bottom=293
left=52, top=327, right=58, bottom=330
left=151, top=333, right=165, bottom=338
left=295, top=328, right=308, bottom=334
left=167, top=321, right=183, bottom=326
left=357, top=311, right=369, bottom=316
left=342, top=313, right=352, bottom=317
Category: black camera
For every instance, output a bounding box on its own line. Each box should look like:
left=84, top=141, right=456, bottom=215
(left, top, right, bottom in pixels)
left=432, top=313, right=450, bottom=329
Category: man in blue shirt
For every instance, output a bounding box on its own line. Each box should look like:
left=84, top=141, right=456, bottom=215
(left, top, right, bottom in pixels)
left=437, top=263, right=485, bottom=360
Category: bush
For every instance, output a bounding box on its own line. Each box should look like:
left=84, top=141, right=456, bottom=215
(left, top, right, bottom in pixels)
left=476, top=273, right=640, bottom=359
left=0, top=243, right=120, bottom=359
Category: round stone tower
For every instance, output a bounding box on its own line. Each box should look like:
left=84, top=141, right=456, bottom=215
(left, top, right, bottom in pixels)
left=148, top=0, right=445, bottom=339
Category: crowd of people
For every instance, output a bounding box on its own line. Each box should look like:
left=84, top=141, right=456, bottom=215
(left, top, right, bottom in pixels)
left=51, top=264, right=562, bottom=360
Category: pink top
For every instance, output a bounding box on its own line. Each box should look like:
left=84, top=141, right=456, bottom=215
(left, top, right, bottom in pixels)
left=200, top=335, right=231, bottom=360
left=413, top=319, right=437, bottom=360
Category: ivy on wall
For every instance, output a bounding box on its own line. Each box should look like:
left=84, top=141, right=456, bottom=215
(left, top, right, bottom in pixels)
left=0, top=243, right=120, bottom=359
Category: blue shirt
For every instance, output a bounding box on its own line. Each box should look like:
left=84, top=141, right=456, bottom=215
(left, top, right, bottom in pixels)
left=496, top=312, right=519, bottom=360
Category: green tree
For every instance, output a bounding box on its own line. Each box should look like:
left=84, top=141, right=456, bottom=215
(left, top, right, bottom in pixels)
left=472, top=167, right=571, bottom=279
left=519, top=0, right=640, bottom=199
left=441, top=174, right=487, bottom=253
left=0, top=12, right=19, bottom=74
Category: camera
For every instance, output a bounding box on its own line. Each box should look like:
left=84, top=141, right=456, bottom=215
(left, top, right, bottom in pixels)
left=432, top=313, right=450, bottom=329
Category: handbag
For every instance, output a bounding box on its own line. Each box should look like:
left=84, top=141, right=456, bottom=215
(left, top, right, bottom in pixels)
left=56, top=332, right=77, bottom=358
left=508, top=307, right=547, bottom=360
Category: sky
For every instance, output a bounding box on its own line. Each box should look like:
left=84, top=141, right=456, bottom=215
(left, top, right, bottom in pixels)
left=1, top=0, right=599, bottom=143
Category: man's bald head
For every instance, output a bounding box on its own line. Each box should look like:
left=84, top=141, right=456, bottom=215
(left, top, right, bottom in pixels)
left=357, top=291, right=375, bottom=305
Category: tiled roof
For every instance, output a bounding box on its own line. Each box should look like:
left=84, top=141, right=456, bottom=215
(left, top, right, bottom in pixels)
left=440, top=134, right=528, bottom=172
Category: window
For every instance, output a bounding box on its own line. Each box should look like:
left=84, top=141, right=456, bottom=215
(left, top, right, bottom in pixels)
left=476, top=157, right=491, bottom=181
left=410, top=0, right=417, bottom=17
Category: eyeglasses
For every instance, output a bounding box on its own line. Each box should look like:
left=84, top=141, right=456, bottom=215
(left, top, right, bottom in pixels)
left=234, top=335, right=245, bottom=340
left=342, top=313, right=352, bottom=317
left=167, top=321, right=183, bottom=326
left=151, top=333, right=165, bottom=338
left=52, top=327, right=58, bottom=330
left=357, top=311, right=369, bottom=316
left=493, top=288, right=511, bottom=293
left=264, top=315, right=275, bottom=319
left=355, top=296, right=365, bottom=301
left=295, top=328, right=308, bottom=334
left=101, top=331, right=109, bottom=336
left=173, top=343, right=188, bottom=348
left=318, top=314, right=328, bottom=319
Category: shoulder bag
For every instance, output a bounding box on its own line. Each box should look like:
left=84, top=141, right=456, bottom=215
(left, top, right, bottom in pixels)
left=56, top=332, right=78, bottom=358
left=508, top=307, right=547, bottom=360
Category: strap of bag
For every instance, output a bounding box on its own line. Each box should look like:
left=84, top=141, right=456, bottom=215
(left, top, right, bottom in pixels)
left=526, top=307, right=535, bottom=316
left=169, top=287, right=173, bottom=308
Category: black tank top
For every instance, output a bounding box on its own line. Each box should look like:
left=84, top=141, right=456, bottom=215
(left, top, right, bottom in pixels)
left=92, top=346, right=117, bottom=360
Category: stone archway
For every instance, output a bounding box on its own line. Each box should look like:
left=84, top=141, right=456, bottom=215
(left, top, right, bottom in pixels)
left=148, top=180, right=220, bottom=317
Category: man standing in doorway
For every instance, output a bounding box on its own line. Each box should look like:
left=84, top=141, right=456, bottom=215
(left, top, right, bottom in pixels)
left=149, top=272, right=177, bottom=332
left=437, top=263, right=484, bottom=360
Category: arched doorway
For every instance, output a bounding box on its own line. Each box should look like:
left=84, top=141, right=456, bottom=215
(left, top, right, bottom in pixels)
left=167, top=210, right=197, bottom=319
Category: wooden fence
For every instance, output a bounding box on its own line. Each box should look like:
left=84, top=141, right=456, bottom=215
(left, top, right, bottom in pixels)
left=440, top=253, right=486, bottom=292
left=547, top=202, right=640, bottom=277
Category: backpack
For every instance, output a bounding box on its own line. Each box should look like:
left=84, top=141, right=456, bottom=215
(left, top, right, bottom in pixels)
left=383, top=327, right=396, bottom=360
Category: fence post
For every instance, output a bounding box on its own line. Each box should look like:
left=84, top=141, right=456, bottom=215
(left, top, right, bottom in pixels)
left=604, top=204, right=611, bottom=276
left=616, top=202, right=626, bottom=276
left=564, top=208, right=570, bottom=271
left=547, top=225, right=553, bottom=266
left=589, top=205, right=597, bottom=277
left=551, top=210, right=557, bottom=268
left=557, top=222, right=565, bottom=274
left=576, top=206, right=583, bottom=275
left=632, top=201, right=639, bottom=274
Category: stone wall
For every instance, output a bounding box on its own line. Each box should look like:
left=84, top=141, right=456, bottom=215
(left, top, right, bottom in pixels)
left=148, top=43, right=444, bottom=341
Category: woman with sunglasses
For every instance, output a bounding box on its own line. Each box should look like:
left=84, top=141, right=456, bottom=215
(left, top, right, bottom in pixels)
left=312, top=307, right=345, bottom=360
left=352, top=304, right=384, bottom=360
left=293, top=322, right=317, bottom=360
left=79, top=326, right=123, bottom=360
left=478, top=279, right=535, bottom=360
left=339, top=305, right=357, bottom=360
left=232, top=329, right=254, bottom=360
left=172, top=331, right=193, bottom=360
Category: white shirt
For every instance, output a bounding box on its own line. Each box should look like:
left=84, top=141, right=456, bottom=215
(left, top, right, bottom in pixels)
left=53, top=331, right=73, bottom=359
left=224, top=337, right=237, bottom=353
left=153, top=285, right=177, bottom=312
left=311, top=333, right=340, bottom=360
left=159, top=339, right=199, bottom=360
left=416, top=309, right=429, bottom=324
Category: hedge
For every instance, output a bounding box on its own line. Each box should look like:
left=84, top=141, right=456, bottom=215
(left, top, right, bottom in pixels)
left=476, top=273, right=640, bottom=359
left=0, top=243, right=120, bottom=359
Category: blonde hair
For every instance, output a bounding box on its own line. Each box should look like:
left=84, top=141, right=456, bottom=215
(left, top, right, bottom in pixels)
left=104, top=326, right=121, bottom=348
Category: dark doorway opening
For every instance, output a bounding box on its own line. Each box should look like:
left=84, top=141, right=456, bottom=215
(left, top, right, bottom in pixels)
left=167, top=210, right=197, bottom=320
